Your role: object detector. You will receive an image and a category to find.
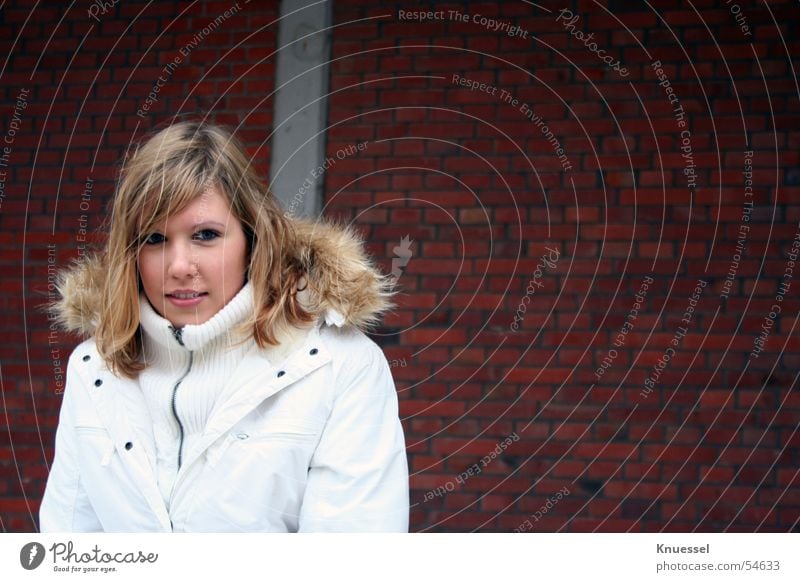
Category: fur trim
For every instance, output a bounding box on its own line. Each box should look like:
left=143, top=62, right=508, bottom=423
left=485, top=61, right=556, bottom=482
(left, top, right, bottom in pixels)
left=51, top=218, right=394, bottom=336
left=293, top=219, right=394, bottom=330
left=50, top=253, right=105, bottom=336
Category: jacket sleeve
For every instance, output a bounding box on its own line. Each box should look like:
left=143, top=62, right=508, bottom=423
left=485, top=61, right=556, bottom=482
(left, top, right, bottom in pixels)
left=39, top=348, right=104, bottom=532
left=298, top=340, right=409, bottom=532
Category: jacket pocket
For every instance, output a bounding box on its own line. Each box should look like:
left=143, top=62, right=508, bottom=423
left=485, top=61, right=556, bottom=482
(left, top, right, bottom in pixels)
left=195, top=418, right=321, bottom=530
left=245, top=418, right=320, bottom=442
left=75, top=426, right=116, bottom=466
left=205, top=418, right=320, bottom=468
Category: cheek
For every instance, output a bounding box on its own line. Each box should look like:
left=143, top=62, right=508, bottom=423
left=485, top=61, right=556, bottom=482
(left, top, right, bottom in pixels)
left=137, top=252, right=163, bottom=291
left=223, top=236, right=248, bottom=282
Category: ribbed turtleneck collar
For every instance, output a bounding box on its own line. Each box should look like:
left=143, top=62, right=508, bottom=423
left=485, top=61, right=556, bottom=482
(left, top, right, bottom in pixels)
left=139, top=282, right=254, bottom=353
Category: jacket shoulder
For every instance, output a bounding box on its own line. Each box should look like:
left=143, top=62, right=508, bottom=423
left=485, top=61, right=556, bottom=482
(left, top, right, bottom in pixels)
left=317, top=325, right=391, bottom=388
left=318, top=324, right=385, bottom=361
left=64, top=337, right=109, bottom=384
left=67, top=337, right=100, bottom=366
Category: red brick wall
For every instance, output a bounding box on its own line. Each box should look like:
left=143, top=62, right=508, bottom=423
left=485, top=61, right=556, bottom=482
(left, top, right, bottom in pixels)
left=2, top=0, right=799, bottom=532
left=0, top=0, right=278, bottom=531
left=325, top=0, right=799, bottom=532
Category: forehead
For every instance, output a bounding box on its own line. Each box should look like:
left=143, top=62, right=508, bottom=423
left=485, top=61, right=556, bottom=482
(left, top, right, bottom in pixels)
left=143, top=183, right=233, bottom=227
left=152, top=185, right=231, bottom=225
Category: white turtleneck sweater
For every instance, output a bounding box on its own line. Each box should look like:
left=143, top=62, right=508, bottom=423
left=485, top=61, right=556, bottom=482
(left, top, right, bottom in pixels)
left=137, top=282, right=256, bottom=510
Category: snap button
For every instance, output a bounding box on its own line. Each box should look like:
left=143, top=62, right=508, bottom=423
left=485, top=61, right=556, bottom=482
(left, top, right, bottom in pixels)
left=235, top=433, right=249, bottom=440
left=309, top=348, right=318, bottom=355
left=277, top=370, right=285, bottom=378
left=94, top=379, right=103, bottom=387
left=124, top=442, right=133, bottom=450
left=82, top=355, right=91, bottom=362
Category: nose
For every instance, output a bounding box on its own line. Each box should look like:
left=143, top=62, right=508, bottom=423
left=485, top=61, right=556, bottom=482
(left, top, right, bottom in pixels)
left=166, top=241, right=198, bottom=280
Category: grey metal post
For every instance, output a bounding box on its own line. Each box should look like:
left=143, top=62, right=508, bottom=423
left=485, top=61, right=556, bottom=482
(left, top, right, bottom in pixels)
left=269, top=0, right=332, bottom=218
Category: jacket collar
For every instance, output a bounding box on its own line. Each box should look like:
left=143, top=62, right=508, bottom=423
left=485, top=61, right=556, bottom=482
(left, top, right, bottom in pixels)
left=139, top=282, right=254, bottom=354
left=179, top=323, right=332, bottom=473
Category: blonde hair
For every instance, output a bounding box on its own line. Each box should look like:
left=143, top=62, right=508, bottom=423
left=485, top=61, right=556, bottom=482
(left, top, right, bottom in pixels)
left=93, top=120, right=313, bottom=378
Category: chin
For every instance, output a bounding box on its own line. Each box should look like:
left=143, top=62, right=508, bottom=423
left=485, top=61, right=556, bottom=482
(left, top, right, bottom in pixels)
left=169, top=311, right=210, bottom=327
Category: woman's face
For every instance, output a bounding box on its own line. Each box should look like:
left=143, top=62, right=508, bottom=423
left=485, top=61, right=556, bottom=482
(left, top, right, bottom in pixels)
left=137, top=184, right=248, bottom=328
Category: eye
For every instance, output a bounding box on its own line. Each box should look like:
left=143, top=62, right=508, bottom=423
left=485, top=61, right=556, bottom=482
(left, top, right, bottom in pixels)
left=194, top=229, right=220, bottom=242
left=143, top=233, right=165, bottom=245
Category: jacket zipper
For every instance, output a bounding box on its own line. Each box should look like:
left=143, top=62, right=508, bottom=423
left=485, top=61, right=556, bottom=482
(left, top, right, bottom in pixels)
left=169, top=326, right=193, bottom=470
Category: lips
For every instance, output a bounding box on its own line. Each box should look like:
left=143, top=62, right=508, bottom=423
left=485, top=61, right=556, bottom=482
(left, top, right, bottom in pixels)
left=166, top=289, right=207, bottom=298
left=168, top=291, right=206, bottom=299
left=165, top=290, right=208, bottom=308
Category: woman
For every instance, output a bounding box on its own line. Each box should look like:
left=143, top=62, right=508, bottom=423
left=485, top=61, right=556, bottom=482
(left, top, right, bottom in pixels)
left=39, top=120, right=409, bottom=532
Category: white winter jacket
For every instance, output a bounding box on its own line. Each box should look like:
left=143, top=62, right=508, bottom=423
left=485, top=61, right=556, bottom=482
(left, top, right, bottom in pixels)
left=39, top=220, right=409, bottom=532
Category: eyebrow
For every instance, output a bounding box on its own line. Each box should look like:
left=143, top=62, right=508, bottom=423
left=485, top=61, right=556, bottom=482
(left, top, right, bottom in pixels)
left=193, top=221, right=227, bottom=230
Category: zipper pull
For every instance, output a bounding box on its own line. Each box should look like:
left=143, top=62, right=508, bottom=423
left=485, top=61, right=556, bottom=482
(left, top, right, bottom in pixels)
left=169, top=325, right=185, bottom=346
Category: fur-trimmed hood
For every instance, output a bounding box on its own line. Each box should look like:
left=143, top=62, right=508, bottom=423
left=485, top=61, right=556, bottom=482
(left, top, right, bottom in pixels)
left=52, top=218, right=393, bottom=336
